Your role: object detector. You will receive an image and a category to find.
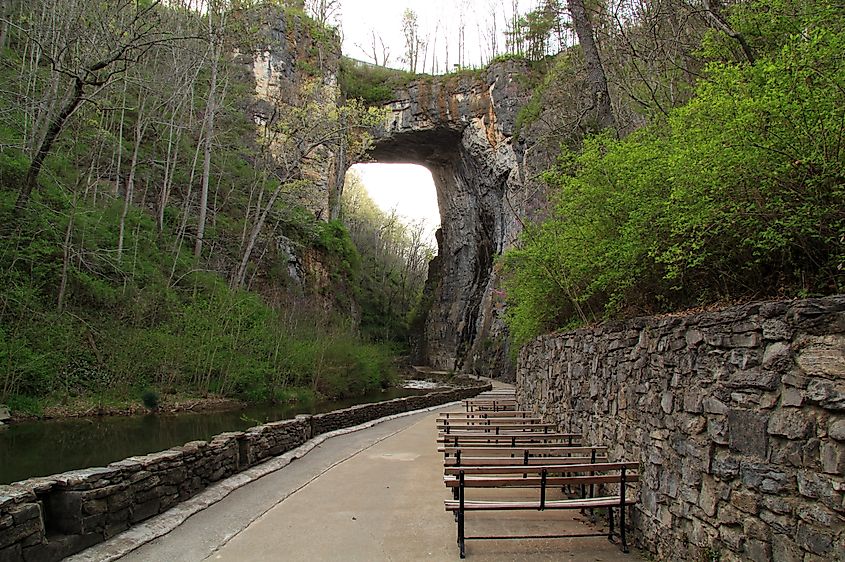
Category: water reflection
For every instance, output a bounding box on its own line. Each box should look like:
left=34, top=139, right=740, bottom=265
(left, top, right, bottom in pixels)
left=0, top=387, right=427, bottom=485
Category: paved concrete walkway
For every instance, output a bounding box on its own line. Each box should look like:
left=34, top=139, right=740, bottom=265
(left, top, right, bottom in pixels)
left=86, top=388, right=641, bottom=562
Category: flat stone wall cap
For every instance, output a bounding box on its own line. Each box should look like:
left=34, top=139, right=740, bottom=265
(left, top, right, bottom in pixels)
left=12, top=477, right=57, bottom=494
left=212, top=431, right=244, bottom=441
left=0, top=487, right=36, bottom=509
left=108, top=459, right=143, bottom=472
left=177, top=440, right=208, bottom=453
left=53, top=466, right=120, bottom=487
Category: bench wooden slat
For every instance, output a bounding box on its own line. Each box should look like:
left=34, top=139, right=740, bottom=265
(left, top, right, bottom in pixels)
left=437, top=425, right=555, bottom=432
left=440, top=411, right=534, bottom=418
left=444, top=496, right=636, bottom=511
left=439, top=445, right=605, bottom=455
left=444, top=456, right=606, bottom=466
left=437, top=434, right=580, bottom=444
left=444, top=474, right=641, bottom=487
left=445, top=461, right=639, bottom=475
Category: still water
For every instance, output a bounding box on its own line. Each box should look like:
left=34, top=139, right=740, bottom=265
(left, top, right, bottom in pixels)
left=0, top=386, right=430, bottom=485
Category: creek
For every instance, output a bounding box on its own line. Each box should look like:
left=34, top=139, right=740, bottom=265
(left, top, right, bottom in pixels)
left=0, top=385, right=432, bottom=485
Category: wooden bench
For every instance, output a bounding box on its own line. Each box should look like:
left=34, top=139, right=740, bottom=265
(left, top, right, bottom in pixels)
left=438, top=423, right=555, bottom=434
left=443, top=461, right=639, bottom=558
left=442, top=445, right=610, bottom=501
left=462, top=402, right=519, bottom=413
left=437, top=416, right=542, bottom=425
left=441, top=445, right=608, bottom=465
left=439, top=411, right=536, bottom=419
left=437, top=433, right=582, bottom=447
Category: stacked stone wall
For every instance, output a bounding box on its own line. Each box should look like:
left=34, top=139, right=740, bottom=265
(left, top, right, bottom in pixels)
left=0, top=384, right=488, bottom=562
left=518, top=296, right=845, bottom=562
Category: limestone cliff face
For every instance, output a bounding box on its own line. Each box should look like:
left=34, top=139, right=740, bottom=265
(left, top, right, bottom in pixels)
left=371, top=62, right=537, bottom=375
left=249, top=7, right=342, bottom=222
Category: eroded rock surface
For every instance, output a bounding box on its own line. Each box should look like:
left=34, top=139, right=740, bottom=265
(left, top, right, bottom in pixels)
left=370, top=62, right=532, bottom=374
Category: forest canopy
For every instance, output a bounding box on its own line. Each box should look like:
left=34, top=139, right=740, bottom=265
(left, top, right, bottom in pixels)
left=502, top=0, right=845, bottom=344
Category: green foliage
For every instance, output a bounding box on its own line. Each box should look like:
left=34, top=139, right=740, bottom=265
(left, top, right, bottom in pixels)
left=502, top=7, right=845, bottom=343
left=141, top=390, right=160, bottom=410
left=316, top=220, right=362, bottom=276
left=339, top=58, right=415, bottom=104
left=341, top=172, right=435, bottom=346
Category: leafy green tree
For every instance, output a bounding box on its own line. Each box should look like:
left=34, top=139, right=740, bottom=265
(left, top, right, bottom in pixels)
left=503, top=0, right=845, bottom=343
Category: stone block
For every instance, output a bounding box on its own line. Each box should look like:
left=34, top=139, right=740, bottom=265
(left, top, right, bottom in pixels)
left=781, top=387, right=804, bottom=407
left=130, top=498, right=160, bottom=523
left=740, top=463, right=793, bottom=494
left=762, top=341, right=791, bottom=368
left=683, top=390, right=704, bottom=413
left=711, top=450, right=740, bottom=479
left=704, top=397, right=729, bottom=415
left=661, top=392, right=674, bottom=414
left=760, top=495, right=794, bottom=515
left=743, top=517, right=769, bottom=541
left=760, top=509, right=796, bottom=534
left=82, top=498, right=109, bottom=516
left=698, top=476, right=717, bottom=517
left=8, top=504, right=40, bottom=525
left=795, top=335, right=845, bottom=379
left=728, top=410, right=768, bottom=458
left=829, top=418, right=845, bottom=441
left=795, top=522, right=833, bottom=556
left=108, top=489, right=132, bottom=512
left=762, top=318, right=791, bottom=340
left=820, top=442, right=844, bottom=474
left=730, top=490, right=759, bottom=514
left=707, top=417, right=728, bottom=445
left=689, top=517, right=717, bottom=547
left=797, top=503, right=837, bottom=527
left=771, top=533, right=803, bottom=562
left=768, top=408, right=815, bottom=439
left=0, top=517, right=42, bottom=550
left=743, top=538, right=771, bottom=562
left=806, top=379, right=845, bottom=410
left=729, top=332, right=761, bottom=348
left=0, top=544, right=21, bottom=562
left=718, top=524, right=744, bottom=551
left=726, top=368, right=780, bottom=390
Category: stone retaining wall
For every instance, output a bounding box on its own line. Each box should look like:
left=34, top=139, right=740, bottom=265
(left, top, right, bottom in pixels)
left=0, top=384, right=488, bottom=562
left=518, top=296, right=844, bottom=562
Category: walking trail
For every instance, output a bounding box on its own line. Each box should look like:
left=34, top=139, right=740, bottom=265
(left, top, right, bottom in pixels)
left=76, top=383, right=642, bottom=562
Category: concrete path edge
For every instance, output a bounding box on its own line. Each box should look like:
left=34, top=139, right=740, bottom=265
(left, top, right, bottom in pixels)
left=66, top=401, right=463, bottom=562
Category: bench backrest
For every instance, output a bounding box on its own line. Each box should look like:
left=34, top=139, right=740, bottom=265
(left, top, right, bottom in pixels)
left=440, top=445, right=606, bottom=456
left=438, top=432, right=581, bottom=445
left=437, top=422, right=557, bottom=435
left=444, top=462, right=640, bottom=490
left=440, top=411, right=535, bottom=418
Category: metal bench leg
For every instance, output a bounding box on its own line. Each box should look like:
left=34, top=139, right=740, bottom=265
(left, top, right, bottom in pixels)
left=457, top=510, right=465, bottom=558
left=620, top=506, right=628, bottom=553
left=458, top=471, right=466, bottom=558
left=620, top=467, right=629, bottom=553
left=608, top=506, right=614, bottom=542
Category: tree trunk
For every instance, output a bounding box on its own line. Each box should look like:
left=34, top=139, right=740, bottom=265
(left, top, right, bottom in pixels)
left=568, top=0, right=616, bottom=133
left=16, top=77, right=84, bottom=213
left=232, top=181, right=286, bottom=289
left=701, top=0, right=755, bottom=64
left=118, top=103, right=145, bottom=261
left=195, top=40, right=220, bottom=258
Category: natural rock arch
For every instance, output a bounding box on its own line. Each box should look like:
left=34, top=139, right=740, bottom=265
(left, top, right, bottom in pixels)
left=355, top=63, right=530, bottom=373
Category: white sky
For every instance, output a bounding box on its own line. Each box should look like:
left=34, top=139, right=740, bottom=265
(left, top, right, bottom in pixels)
left=350, top=163, right=440, bottom=244
left=337, top=1, right=541, bottom=247
left=338, top=0, right=542, bottom=72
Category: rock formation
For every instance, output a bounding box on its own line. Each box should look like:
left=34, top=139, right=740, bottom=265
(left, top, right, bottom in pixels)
left=369, top=62, right=534, bottom=375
